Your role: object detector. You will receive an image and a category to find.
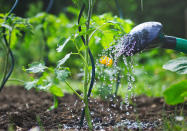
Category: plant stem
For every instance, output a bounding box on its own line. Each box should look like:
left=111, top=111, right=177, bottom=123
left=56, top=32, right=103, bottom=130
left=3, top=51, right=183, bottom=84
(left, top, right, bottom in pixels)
left=141, top=0, right=143, bottom=11
left=36, top=115, right=44, bottom=131
left=1, top=29, right=11, bottom=89
left=2, top=45, right=8, bottom=84
left=2, top=30, right=12, bottom=86
left=8, top=78, right=25, bottom=83
left=114, top=72, right=121, bottom=96
left=48, top=95, right=58, bottom=111
left=65, top=80, right=83, bottom=101
left=83, top=0, right=93, bottom=130
left=83, top=44, right=92, bottom=130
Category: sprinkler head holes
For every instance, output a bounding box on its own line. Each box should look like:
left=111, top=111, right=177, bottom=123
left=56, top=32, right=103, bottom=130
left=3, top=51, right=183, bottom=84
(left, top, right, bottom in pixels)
left=117, top=22, right=163, bottom=56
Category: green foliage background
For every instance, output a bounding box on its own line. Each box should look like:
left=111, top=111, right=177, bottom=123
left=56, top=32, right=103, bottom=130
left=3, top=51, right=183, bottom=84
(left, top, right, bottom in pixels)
left=1, top=0, right=187, bottom=37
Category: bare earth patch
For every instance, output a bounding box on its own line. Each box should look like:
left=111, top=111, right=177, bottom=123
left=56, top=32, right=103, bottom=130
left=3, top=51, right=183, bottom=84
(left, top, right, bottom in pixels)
left=0, top=86, right=186, bottom=130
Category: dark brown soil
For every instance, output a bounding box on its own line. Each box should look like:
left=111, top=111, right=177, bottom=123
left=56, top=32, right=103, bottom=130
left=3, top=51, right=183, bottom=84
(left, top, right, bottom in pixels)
left=0, top=86, right=186, bottom=130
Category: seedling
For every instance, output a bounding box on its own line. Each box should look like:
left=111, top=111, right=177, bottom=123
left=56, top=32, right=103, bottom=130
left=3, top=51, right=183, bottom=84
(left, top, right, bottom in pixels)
left=25, top=0, right=95, bottom=129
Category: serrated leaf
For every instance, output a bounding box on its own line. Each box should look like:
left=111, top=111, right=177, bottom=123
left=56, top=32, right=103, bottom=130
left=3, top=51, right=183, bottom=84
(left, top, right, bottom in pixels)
left=163, top=80, right=187, bottom=105
left=26, top=62, right=47, bottom=73
left=24, top=79, right=38, bottom=90
left=163, top=57, right=187, bottom=74
left=55, top=69, right=70, bottom=81
left=56, top=37, right=71, bottom=52
left=57, top=53, right=71, bottom=68
left=50, top=85, right=64, bottom=97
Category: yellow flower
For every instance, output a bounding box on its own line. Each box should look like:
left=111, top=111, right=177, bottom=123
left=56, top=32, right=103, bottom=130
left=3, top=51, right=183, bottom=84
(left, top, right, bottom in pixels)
left=99, top=56, right=113, bottom=66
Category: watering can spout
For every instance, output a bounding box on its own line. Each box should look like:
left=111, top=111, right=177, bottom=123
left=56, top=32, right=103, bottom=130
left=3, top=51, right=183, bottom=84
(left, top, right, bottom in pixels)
left=122, top=21, right=187, bottom=56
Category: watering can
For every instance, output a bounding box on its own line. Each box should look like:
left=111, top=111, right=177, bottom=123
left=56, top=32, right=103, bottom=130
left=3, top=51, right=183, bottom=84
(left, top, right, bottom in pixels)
left=124, top=22, right=187, bottom=55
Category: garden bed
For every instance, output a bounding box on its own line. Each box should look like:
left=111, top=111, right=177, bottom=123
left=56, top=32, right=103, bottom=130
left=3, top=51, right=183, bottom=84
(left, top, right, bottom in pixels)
left=0, top=86, right=186, bottom=130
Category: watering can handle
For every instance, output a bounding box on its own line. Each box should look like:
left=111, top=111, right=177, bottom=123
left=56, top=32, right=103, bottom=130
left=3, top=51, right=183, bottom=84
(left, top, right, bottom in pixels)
left=161, top=35, right=187, bottom=54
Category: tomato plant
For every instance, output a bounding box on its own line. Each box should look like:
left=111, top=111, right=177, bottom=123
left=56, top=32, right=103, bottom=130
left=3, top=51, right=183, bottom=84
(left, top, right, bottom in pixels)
left=20, top=0, right=133, bottom=129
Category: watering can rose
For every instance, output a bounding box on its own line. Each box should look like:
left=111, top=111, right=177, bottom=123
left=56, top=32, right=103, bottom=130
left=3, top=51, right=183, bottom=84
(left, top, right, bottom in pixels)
left=99, top=56, right=113, bottom=66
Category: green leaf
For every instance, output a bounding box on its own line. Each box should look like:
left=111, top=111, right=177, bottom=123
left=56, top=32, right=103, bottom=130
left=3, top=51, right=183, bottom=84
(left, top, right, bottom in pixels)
left=55, top=69, right=70, bottom=81
left=57, top=53, right=72, bottom=68
left=26, top=62, right=47, bottom=73
left=0, top=23, right=12, bottom=31
left=163, top=57, right=187, bottom=74
left=37, top=83, right=51, bottom=91
left=49, top=85, right=64, bottom=97
left=24, top=79, right=38, bottom=90
left=163, top=80, right=187, bottom=105
left=56, top=37, right=71, bottom=52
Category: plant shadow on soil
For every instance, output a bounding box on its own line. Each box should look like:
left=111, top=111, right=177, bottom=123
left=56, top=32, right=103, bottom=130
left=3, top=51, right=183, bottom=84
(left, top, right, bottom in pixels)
left=0, top=86, right=186, bottom=130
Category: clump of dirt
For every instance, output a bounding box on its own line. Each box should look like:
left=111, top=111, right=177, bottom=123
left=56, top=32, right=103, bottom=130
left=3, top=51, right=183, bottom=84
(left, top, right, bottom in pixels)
left=0, top=86, right=186, bottom=130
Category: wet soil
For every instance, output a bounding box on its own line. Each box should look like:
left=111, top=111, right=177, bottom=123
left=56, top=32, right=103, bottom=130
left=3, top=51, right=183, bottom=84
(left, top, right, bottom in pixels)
left=0, top=86, right=186, bottom=130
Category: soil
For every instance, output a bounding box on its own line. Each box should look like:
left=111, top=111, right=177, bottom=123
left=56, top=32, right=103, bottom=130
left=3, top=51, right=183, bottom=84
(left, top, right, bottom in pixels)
left=0, top=86, right=186, bottom=131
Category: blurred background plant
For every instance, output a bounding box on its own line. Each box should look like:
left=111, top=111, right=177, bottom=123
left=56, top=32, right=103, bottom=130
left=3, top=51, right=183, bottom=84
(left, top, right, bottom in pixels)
left=1, top=0, right=187, bottom=37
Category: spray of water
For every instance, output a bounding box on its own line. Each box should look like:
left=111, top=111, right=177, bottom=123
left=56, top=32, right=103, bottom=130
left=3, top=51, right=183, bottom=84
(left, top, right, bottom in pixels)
left=111, top=34, right=137, bottom=115
left=96, top=34, right=137, bottom=110
left=113, top=34, right=136, bottom=58
left=63, top=34, right=156, bottom=130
